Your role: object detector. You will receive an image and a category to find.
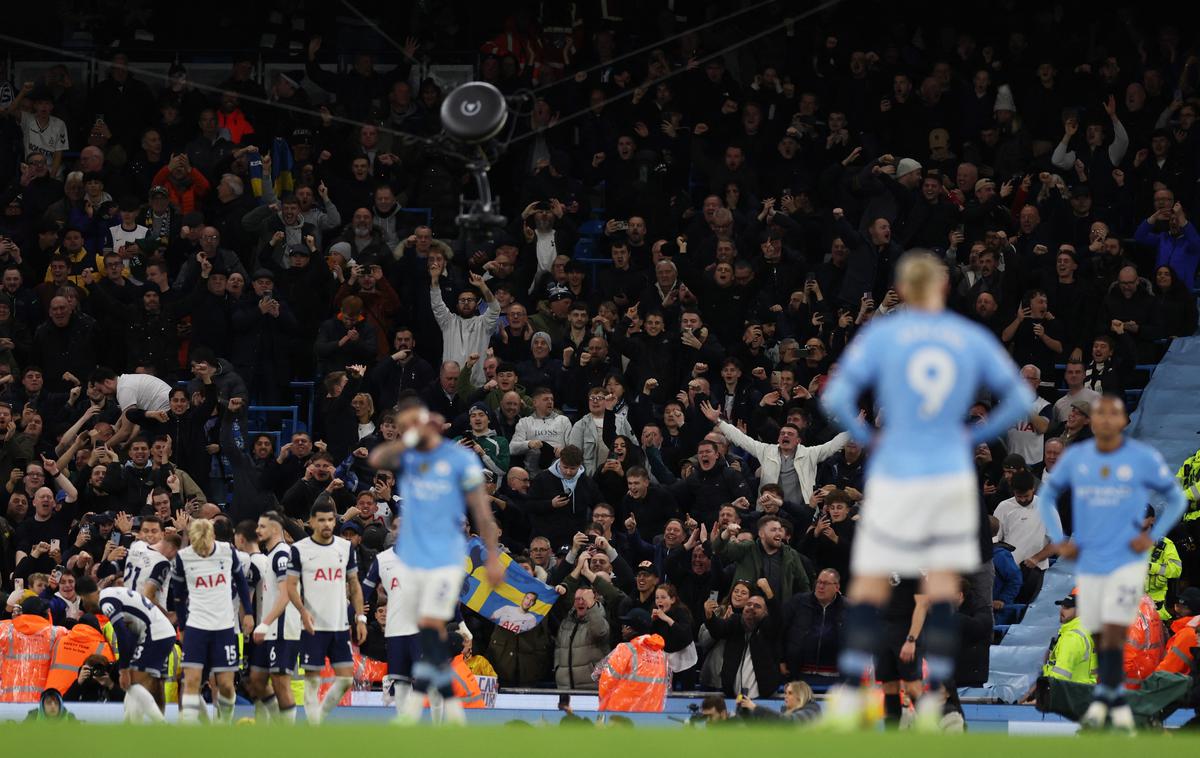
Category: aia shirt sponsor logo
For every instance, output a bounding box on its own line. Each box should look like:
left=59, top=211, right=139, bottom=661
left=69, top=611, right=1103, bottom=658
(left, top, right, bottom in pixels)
left=195, top=574, right=228, bottom=589
left=313, top=567, right=344, bottom=582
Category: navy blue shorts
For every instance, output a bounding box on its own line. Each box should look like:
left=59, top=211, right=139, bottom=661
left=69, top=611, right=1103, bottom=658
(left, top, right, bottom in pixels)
left=129, top=635, right=176, bottom=678
left=181, top=626, right=239, bottom=672
left=386, top=634, right=420, bottom=678
left=250, top=638, right=298, bottom=675
left=300, top=630, right=353, bottom=669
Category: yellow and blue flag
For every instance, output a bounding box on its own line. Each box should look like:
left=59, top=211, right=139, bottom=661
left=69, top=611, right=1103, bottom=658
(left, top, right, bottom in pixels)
left=461, top=538, right=559, bottom=632
left=248, top=137, right=296, bottom=201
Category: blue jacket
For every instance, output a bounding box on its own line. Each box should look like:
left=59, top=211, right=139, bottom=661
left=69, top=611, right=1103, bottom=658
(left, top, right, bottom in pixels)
left=1134, top=220, right=1200, bottom=286
left=991, top=542, right=1022, bottom=606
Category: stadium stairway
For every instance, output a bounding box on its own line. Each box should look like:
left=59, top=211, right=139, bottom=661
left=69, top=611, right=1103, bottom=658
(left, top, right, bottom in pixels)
left=961, top=561, right=1076, bottom=703
left=1128, top=335, right=1200, bottom=470
left=964, top=335, right=1200, bottom=704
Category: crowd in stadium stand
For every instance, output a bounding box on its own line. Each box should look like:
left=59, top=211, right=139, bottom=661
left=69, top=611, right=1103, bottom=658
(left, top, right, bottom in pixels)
left=1, top=1, right=1200, bottom=712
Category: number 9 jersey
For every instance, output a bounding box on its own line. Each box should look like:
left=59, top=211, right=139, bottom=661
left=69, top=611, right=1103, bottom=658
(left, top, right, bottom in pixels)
left=822, top=309, right=1031, bottom=480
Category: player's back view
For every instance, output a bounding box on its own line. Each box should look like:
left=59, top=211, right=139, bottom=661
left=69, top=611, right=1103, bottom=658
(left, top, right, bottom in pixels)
left=820, top=251, right=1034, bottom=730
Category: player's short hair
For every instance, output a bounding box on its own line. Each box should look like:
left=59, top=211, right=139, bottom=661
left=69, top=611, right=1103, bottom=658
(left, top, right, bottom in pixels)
left=88, top=367, right=117, bottom=385
left=559, top=445, right=583, bottom=467
left=895, top=250, right=948, bottom=301
left=234, top=520, right=257, bottom=543
left=76, top=576, right=98, bottom=596
left=311, top=494, right=337, bottom=518
left=1011, top=470, right=1036, bottom=493
left=396, top=396, right=426, bottom=413
left=162, top=533, right=182, bottom=549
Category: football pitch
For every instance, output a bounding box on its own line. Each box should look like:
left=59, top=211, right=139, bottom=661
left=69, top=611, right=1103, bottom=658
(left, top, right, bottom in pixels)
left=6, top=723, right=1200, bottom=756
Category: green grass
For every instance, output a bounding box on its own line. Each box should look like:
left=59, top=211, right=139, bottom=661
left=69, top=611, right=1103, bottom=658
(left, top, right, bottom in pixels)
left=4, top=723, right=1200, bottom=756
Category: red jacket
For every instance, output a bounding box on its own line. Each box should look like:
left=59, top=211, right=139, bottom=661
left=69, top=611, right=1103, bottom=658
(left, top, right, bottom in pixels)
left=151, top=166, right=211, bottom=214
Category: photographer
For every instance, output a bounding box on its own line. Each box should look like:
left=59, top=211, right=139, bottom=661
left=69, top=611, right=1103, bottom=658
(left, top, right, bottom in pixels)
left=65, top=653, right=122, bottom=702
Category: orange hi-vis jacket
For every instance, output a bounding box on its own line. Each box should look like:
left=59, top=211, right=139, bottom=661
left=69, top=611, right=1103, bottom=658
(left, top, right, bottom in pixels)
left=420, top=655, right=487, bottom=709
left=1157, top=615, right=1199, bottom=676
left=598, top=634, right=669, bottom=712
left=1125, top=595, right=1167, bottom=687
left=0, top=614, right=67, bottom=702
left=43, top=622, right=114, bottom=695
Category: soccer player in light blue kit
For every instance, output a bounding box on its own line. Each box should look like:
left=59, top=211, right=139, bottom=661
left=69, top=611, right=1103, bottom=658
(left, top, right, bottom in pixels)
left=368, top=398, right=503, bottom=725
left=1036, top=394, right=1186, bottom=732
left=820, top=251, right=1034, bottom=729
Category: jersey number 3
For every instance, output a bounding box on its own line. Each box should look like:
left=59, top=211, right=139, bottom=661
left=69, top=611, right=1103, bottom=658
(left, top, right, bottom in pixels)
left=906, top=347, right=957, bottom=419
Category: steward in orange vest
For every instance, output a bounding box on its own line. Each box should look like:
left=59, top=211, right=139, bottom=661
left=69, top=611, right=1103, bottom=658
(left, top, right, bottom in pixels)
left=597, top=610, right=669, bottom=712
left=1157, top=587, right=1200, bottom=676
left=44, top=615, right=115, bottom=695
left=0, top=598, right=67, bottom=702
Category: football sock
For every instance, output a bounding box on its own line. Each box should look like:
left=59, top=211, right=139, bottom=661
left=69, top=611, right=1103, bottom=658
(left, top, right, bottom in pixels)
left=883, top=693, right=902, bottom=726
left=216, top=692, right=237, bottom=724
left=319, top=676, right=352, bottom=719
left=923, top=601, right=960, bottom=690
left=279, top=704, right=297, bottom=724
left=1096, top=648, right=1125, bottom=705
left=180, top=693, right=204, bottom=724
left=389, top=677, right=413, bottom=719
left=303, top=677, right=322, bottom=724
left=838, top=602, right=882, bottom=686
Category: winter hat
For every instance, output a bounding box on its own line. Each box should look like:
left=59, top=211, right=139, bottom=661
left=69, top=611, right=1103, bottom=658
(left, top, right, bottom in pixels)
left=993, top=84, right=1017, bottom=114
left=895, top=158, right=923, bottom=179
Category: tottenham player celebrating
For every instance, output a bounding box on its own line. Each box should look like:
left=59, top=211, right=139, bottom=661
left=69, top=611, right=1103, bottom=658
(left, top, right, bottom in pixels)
left=124, top=515, right=177, bottom=608
left=361, top=541, right=420, bottom=720
left=821, top=251, right=1033, bottom=730
left=293, top=495, right=366, bottom=725
left=1036, top=395, right=1186, bottom=732
left=249, top=511, right=310, bottom=724
left=368, top=398, right=504, bottom=725
left=77, top=577, right=173, bottom=723
left=171, top=518, right=254, bottom=724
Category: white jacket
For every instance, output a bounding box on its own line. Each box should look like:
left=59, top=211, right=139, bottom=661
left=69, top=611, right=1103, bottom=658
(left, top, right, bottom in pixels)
left=510, top=412, right=573, bottom=471
left=716, top=421, right=849, bottom=503
left=568, top=413, right=635, bottom=474
left=430, top=286, right=500, bottom=384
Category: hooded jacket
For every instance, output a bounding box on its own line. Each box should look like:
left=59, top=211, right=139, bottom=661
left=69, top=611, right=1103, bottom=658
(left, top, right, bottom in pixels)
left=526, top=460, right=601, bottom=550
left=596, top=632, right=668, bottom=711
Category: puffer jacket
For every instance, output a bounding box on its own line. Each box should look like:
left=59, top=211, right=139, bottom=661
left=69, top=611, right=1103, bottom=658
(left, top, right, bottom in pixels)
left=554, top=601, right=610, bottom=689
left=486, top=623, right=552, bottom=687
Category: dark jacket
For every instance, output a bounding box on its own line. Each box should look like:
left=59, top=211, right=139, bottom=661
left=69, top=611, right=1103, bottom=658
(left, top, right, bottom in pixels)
left=487, top=622, right=552, bottom=687
left=525, top=467, right=602, bottom=552
left=368, top=354, right=436, bottom=413
left=32, top=313, right=99, bottom=392
left=780, top=592, right=845, bottom=675
left=955, top=591, right=994, bottom=687
left=126, top=380, right=217, bottom=484
left=704, top=613, right=783, bottom=697
left=669, top=461, right=752, bottom=525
